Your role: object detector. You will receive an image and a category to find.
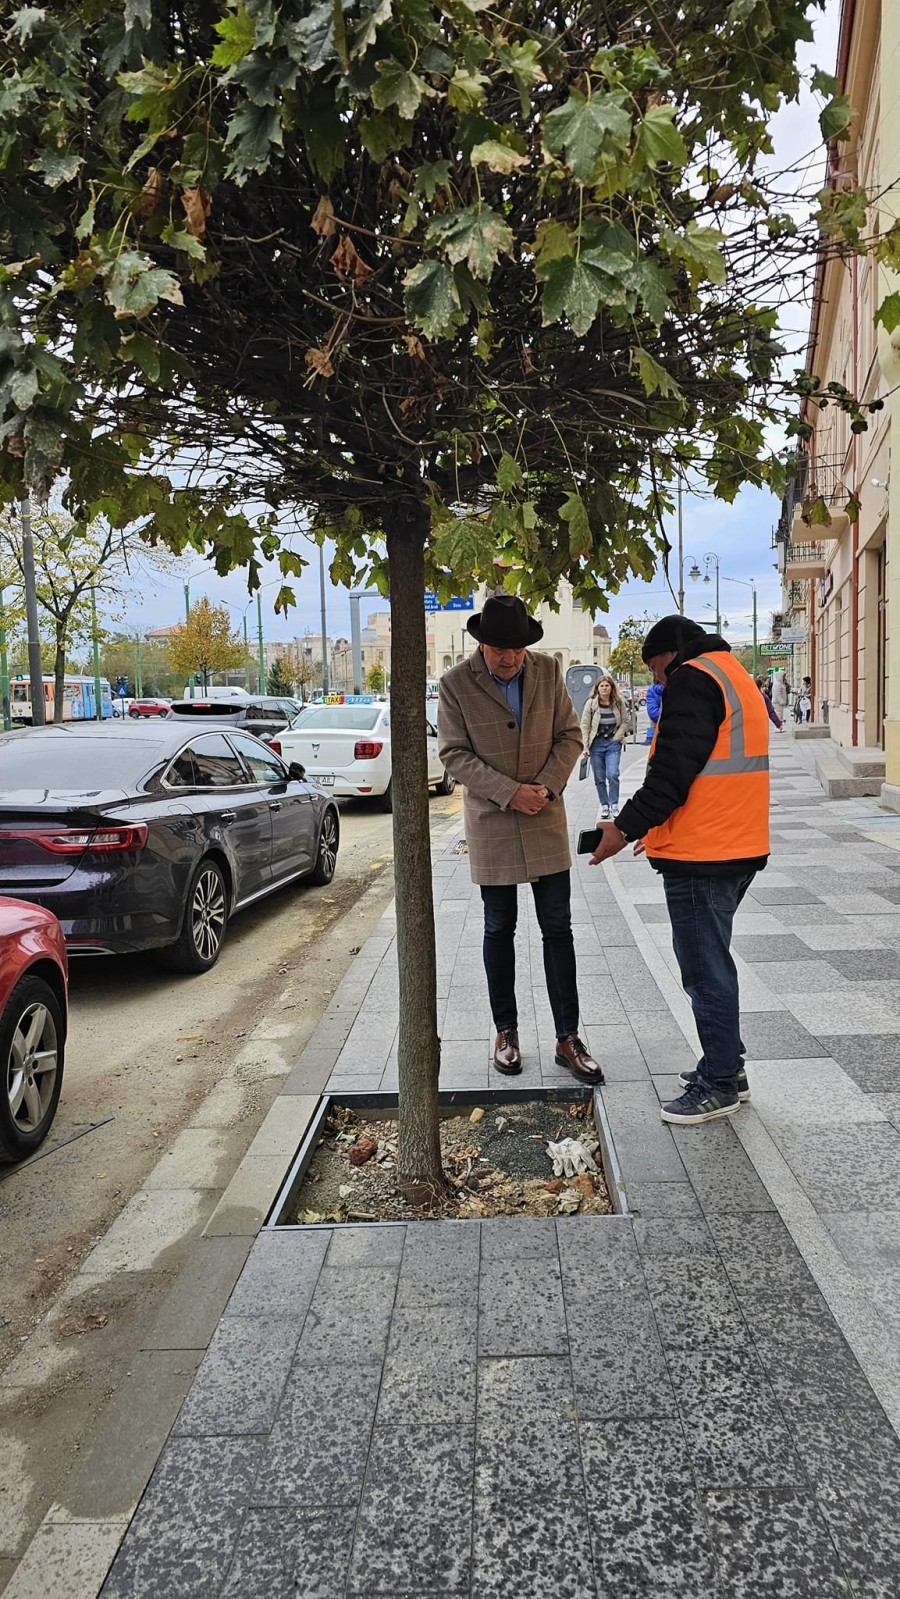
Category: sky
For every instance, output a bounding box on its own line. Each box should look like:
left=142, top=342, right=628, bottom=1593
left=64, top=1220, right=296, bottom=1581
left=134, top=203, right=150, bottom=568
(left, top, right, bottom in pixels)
left=116, top=0, right=841, bottom=655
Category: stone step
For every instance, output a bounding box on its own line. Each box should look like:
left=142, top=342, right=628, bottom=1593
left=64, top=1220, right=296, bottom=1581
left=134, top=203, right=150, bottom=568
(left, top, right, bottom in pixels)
left=789, top=724, right=830, bottom=740
left=834, top=744, right=886, bottom=779
left=814, top=741, right=885, bottom=798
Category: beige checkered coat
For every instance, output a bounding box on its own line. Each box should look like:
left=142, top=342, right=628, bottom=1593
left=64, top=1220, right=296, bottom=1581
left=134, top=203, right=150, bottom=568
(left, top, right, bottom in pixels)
left=437, top=650, right=582, bottom=885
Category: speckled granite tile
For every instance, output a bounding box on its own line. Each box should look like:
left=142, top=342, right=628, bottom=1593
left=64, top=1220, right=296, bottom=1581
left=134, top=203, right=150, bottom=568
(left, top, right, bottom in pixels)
left=623, top=1181, right=702, bottom=1218
left=703, top=1488, right=852, bottom=1596
left=396, top=1222, right=480, bottom=1307
left=220, top=1508, right=355, bottom=1598
left=294, top=1266, right=398, bottom=1365
left=677, top=1351, right=806, bottom=1490
left=670, top=1122, right=775, bottom=1213
left=251, top=1362, right=382, bottom=1506
left=478, top=1258, right=567, bottom=1357
left=101, top=1438, right=263, bottom=1598
left=642, top=1256, right=747, bottom=1350
left=174, top=1316, right=299, bottom=1437
left=581, top=1418, right=719, bottom=1598
left=472, top=1492, right=596, bottom=1599
left=376, top=1303, right=477, bottom=1426
left=324, top=1226, right=406, bottom=1268
left=555, top=1216, right=647, bottom=1292
left=225, top=1231, right=329, bottom=1318
left=348, top=1426, right=473, bottom=1594
left=568, top=1292, right=674, bottom=1420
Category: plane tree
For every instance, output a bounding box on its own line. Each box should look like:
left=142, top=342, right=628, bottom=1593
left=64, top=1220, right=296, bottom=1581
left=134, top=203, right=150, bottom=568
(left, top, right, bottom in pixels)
left=0, top=0, right=859, bottom=1195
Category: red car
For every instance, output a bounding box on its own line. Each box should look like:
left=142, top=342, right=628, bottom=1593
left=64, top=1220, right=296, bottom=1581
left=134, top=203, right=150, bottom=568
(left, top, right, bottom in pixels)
left=0, top=898, right=67, bottom=1161
left=128, top=698, right=171, bottom=718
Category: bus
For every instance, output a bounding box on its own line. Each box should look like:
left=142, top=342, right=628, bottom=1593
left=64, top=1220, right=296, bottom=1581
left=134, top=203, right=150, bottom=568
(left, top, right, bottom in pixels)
left=10, top=674, right=114, bottom=724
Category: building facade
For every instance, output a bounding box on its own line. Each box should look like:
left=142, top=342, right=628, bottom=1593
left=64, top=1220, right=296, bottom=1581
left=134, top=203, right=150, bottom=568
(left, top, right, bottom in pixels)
left=428, top=582, right=596, bottom=675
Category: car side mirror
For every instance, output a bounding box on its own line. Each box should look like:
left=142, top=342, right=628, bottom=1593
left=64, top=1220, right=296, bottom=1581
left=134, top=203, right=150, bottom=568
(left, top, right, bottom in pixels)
left=288, top=760, right=306, bottom=781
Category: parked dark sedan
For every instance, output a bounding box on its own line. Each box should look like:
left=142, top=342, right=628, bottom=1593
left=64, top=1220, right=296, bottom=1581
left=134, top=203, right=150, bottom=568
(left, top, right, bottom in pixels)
left=0, top=722, right=340, bottom=972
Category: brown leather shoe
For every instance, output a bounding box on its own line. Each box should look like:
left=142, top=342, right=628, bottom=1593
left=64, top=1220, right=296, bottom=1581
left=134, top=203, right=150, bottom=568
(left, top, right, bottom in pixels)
left=493, top=1028, right=522, bottom=1075
left=555, top=1034, right=604, bottom=1084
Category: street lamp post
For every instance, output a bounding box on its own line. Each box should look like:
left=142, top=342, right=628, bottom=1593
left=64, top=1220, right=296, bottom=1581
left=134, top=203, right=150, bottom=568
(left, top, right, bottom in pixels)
left=676, top=479, right=685, bottom=615
left=90, top=584, right=103, bottom=720
left=690, top=553, right=720, bottom=634
left=19, top=495, right=45, bottom=727
left=256, top=591, right=266, bottom=694
left=0, top=584, right=10, bottom=731
left=182, top=566, right=210, bottom=694
left=723, top=575, right=758, bottom=676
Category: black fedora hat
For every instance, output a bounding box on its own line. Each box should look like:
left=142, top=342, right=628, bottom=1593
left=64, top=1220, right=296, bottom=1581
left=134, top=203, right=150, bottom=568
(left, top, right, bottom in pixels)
left=467, top=594, right=543, bottom=647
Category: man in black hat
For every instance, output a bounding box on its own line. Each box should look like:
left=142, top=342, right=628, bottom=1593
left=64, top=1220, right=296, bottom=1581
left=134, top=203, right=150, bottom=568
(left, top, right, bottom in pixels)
left=438, top=594, right=603, bottom=1083
left=588, top=614, right=770, bottom=1125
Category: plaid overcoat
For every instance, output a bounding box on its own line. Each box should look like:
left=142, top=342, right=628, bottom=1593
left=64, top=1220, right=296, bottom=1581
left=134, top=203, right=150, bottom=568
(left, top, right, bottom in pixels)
left=437, top=650, right=582, bottom=885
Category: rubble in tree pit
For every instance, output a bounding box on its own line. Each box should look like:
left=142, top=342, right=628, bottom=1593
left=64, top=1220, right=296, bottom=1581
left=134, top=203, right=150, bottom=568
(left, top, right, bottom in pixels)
left=289, top=1098, right=612, bottom=1223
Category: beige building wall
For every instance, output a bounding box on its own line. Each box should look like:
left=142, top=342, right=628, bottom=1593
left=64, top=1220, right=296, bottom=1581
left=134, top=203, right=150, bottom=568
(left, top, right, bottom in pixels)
left=429, top=582, right=595, bottom=674
left=880, top=0, right=900, bottom=785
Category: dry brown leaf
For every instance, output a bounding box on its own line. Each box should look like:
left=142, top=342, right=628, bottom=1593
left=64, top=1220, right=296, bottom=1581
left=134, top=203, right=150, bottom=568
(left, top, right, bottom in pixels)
left=311, top=195, right=337, bottom=237
left=138, top=166, right=164, bottom=217
left=330, top=233, right=372, bottom=283
left=305, top=347, right=335, bottom=379
left=404, top=332, right=426, bottom=359
left=182, top=186, right=212, bottom=239
left=58, top=1310, right=109, bottom=1337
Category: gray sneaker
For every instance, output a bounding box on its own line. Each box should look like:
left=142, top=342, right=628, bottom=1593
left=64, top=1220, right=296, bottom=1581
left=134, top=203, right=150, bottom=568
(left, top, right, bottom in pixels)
left=678, top=1065, right=750, bottom=1102
left=661, top=1085, right=740, bottom=1125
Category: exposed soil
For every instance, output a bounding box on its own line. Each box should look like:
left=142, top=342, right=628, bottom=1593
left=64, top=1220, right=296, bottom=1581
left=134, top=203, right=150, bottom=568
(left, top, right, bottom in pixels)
left=290, top=1098, right=613, bottom=1223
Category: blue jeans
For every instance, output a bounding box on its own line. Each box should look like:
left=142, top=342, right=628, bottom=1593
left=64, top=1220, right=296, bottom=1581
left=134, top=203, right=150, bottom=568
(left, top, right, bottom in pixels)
left=480, top=870, right=579, bottom=1038
left=663, top=873, right=754, bottom=1095
left=590, top=738, right=621, bottom=808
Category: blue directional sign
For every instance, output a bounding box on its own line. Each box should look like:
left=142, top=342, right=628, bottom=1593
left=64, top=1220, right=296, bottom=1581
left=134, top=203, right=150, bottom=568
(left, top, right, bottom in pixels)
left=424, top=592, right=475, bottom=612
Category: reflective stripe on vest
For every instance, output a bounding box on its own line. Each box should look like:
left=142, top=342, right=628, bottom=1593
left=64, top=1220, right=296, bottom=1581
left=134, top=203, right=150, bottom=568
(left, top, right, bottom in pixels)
left=693, top=656, right=770, bottom=777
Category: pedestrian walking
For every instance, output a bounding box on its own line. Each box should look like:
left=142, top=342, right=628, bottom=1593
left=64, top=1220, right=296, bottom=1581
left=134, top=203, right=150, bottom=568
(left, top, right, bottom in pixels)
left=587, top=616, right=769, bottom=1124
left=580, top=675, right=626, bottom=820
left=644, top=678, right=663, bottom=744
left=756, top=675, right=782, bottom=730
left=796, top=676, right=812, bottom=723
left=438, top=594, right=603, bottom=1084
left=771, top=670, right=788, bottom=726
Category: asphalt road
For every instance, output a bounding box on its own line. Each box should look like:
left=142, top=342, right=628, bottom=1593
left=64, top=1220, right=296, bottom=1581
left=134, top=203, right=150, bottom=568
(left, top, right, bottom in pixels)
left=0, top=791, right=461, bottom=1373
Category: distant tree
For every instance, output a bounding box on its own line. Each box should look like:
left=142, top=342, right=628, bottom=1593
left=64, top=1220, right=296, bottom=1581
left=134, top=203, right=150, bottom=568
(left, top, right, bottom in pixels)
left=365, top=664, right=387, bottom=694
left=168, top=598, right=243, bottom=690
left=293, top=652, right=317, bottom=701
left=609, top=613, right=658, bottom=729
left=266, top=656, right=294, bottom=695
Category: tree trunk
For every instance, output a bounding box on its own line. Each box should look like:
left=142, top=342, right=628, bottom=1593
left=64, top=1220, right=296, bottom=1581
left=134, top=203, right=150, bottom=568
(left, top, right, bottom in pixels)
left=53, top=639, right=66, bottom=724
left=387, top=513, right=444, bottom=1200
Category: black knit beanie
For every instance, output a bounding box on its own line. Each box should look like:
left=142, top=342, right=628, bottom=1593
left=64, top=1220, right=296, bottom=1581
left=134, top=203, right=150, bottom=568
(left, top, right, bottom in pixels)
left=641, top=614, right=709, bottom=664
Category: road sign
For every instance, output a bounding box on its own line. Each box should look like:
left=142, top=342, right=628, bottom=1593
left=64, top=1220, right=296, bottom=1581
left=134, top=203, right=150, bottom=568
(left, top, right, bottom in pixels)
left=424, top=592, right=474, bottom=612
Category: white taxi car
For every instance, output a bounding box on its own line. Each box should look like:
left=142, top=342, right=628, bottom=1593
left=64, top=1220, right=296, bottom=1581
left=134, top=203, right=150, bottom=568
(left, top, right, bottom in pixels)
left=270, top=696, right=456, bottom=812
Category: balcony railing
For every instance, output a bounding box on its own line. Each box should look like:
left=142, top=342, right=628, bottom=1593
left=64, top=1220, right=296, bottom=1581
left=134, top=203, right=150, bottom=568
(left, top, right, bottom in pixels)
left=774, top=452, right=852, bottom=546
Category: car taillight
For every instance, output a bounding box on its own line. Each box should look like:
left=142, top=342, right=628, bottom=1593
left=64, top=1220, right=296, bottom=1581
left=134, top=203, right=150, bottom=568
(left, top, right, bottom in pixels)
left=354, top=741, right=384, bottom=760
left=269, top=739, right=282, bottom=756
left=35, top=825, right=149, bottom=853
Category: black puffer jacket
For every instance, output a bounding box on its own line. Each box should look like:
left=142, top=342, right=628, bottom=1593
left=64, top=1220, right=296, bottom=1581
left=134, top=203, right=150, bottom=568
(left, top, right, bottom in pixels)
left=615, top=635, right=769, bottom=877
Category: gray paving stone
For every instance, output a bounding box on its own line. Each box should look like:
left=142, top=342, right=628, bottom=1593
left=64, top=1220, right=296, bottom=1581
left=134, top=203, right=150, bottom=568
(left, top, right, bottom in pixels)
left=633, top=1217, right=715, bottom=1259
left=749, top=886, right=824, bottom=905
left=732, top=934, right=820, bottom=963
left=741, top=1014, right=828, bottom=1059
left=670, top=1121, right=775, bottom=1214
left=822, top=1035, right=900, bottom=1091
left=580, top=1418, right=719, bottom=1598
left=764, top=903, right=851, bottom=927
left=480, top=1217, right=558, bottom=1260
left=252, top=1361, right=382, bottom=1505
left=623, top=1181, right=702, bottom=1217
left=567, top=1291, right=675, bottom=1419
left=220, top=1508, right=356, bottom=1598
left=324, top=1226, right=406, bottom=1268
left=225, top=1231, right=329, bottom=1317
left=348, top=1426, right=474, bottom=1594
left=478, top=1258, right=567, bottom=1357
left=476, top=1354, right=573, bottom=1422
left=294, top=1266, right=398, bottom=1365
left=555, top=1216, right=647, bottom=1293
left=174, top=1316, right=299, bottom=1436
left=472, top=1493, right=596, bottom=1599
left=602, top=1081, right=687, bottom=1183
left=768, top=1124, right=900, bottom=1211
left=712, top=1214, right=820, bottom=1299
left=396, top=1222, right=480, bottom=1307
left=101, top=1438, right=263, bottom=1598
left=703, top=1488, right=853, bottom=1597
left=749, top=1295, right=878, bottom=1415
left=376, top=1303, right=477, bottom=1426
left=823, top=1211, right=900, bottom=1270
left=677, top=1350, right=807, bottom=1489
left=642, top=1256, right=748, bottom=1350
left=636, top=904, right=672, bottom=923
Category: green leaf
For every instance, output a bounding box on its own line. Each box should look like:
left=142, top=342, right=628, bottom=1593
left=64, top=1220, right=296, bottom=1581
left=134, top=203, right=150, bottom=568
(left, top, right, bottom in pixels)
left=413, top=160, right=451, bottom=200
left=161, top=224, right=206, bottom=260
left=359, top=109, right=412, bottom=161
left=820, top=94, right=856, bottom=143
left=29, top=149, right=83, bottom=189
left=9, top=368, right=39, bottom=411
left=352, top=0, right=392, bottom=58
left=543, top=90, right=632, bottom=182
left=812, top=67, right=839, bottom=97
left=663, top=222, right=726, bottom=287
left=540, top=257, right=600, bottom=336
left=559, top=491, right=592, bottom=558
left=105, top=252, right=183, bottom=318
left=372, top=57, right=431, bottom=119
left=844, top=492, right=861, bottom=523
left=125, top=0, right=153, bottom=22
left=426, top=207, right=512, bottom=280
left=470, top=140, right=528, bottom=174
left=75, top=200, right=96, bottom=240
left=631, top=347, right=681, bottom=399
left=8, top=7, right=46, bottom=42
left=447, top=66, right=490, bottom=111
left=496, top=452, right=523, bottom=492
left=403, top=259, right=463, bottom=340
left=224, top=104, right=283, bottom=179
left=633, top=104, right=687, bottom=169
left=531, top=219, right=575, bottom=273
left=432, top=516, right=495, bottom=574
left=635, top=259, right=671, bottom=325
left=875, top=292, right=900, bottom=335
left=212, top=4, right=256, bottom=68
left=497, top=39, right=546, bottom=116
left=804, top=495, right=832, bottom=528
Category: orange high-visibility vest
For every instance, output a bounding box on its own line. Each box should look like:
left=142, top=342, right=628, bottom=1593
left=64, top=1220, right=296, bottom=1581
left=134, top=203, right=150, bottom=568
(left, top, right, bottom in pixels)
left=643, top=651, right=770, bottom=864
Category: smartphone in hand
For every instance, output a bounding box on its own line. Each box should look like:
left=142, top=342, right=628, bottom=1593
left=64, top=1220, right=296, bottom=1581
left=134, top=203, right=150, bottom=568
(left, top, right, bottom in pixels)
left=576, top=828, right=603, bottom=855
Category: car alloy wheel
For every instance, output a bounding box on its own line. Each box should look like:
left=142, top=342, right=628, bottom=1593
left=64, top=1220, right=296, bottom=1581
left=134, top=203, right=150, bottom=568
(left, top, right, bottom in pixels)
left=0, top=974, right=65, bottom=1161
left=309, top=808, right=338, bottom=885
left=191, top=866, right=227, bottom=963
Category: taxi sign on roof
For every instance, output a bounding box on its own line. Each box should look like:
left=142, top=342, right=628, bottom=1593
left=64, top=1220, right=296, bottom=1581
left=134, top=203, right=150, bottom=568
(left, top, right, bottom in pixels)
left=323, top=693, right=375, bottom=704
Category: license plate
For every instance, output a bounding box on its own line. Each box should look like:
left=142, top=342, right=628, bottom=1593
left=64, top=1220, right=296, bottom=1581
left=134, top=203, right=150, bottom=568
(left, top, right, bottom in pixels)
left=317, top=773, right=334, bottom=786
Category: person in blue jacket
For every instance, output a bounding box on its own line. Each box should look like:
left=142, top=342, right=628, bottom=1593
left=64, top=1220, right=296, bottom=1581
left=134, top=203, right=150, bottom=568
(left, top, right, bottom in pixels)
left=644, top=679, right=663, bottom=743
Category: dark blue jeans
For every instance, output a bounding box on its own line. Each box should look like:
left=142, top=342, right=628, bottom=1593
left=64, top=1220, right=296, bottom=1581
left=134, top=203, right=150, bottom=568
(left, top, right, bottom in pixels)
left=590, top=738, right=621, bottom=808
left=663, top=872, right=754, bottom=1094
left=480, top=870, right=579, bottom=1039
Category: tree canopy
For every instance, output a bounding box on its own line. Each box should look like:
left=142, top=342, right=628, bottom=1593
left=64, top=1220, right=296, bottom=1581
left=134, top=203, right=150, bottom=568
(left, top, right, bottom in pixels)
left=168, top=595, right=244, bottom=685
left=0, top=0, right=867, bottom=605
